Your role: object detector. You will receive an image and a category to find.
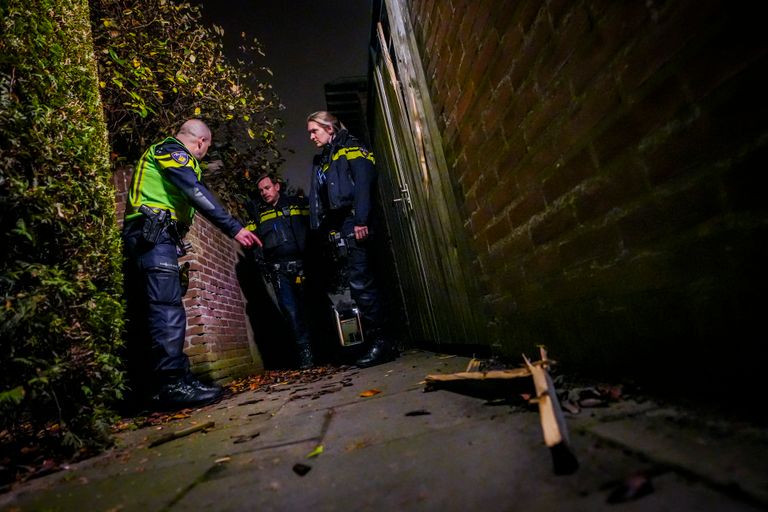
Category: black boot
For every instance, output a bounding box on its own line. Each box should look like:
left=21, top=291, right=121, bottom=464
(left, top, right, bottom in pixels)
left=183, top=373, right=224, bottom=396
left=297, top=345, right=314, bottom=369
left=150, top=375, right=223, bottom=411
left=355, top=337, right=398, bottom=368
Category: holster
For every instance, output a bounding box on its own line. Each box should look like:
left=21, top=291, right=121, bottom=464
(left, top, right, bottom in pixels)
left=139, top=204, right=170, bottom=245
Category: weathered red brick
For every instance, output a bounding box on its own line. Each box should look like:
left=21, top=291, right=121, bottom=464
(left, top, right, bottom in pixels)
left=487, top=26, right=524, bottom=90
left=522, top=242, right=561, bottom=279
left=537, top=6, right=589, bottom=86
left=521, top=85, right=570, bottom=150
left=542, top=148, right=596, bottom=204
left=530, top=203, right=577, bottom=246
left=558, top=224, right=622, bottom=268
left=507, top=189, right=546, bottom=229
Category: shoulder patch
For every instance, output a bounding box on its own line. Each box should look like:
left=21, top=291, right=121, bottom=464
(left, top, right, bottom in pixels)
left=171, top=151, right=190, bottom=165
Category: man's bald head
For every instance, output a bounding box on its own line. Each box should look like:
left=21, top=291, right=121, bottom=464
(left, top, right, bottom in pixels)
left=176, top=119, right=212, bottom=160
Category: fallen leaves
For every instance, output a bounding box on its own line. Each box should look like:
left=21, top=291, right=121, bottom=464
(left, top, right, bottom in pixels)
left=359, top=389, right=381, bottom=398
left=227, top=365, right=348, bottom=394
left=305, top=445, right=324, bottom=459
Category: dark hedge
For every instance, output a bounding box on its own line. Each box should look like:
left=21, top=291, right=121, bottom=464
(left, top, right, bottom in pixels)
left=0, top=0, right=125, bottom=467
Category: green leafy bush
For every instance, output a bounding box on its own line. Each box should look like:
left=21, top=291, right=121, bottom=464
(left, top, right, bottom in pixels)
left=90, top=0, right=285, bottom=213
left=0, top=0, right=284, bottom=480
left=0, top=0, right=125, bottom=471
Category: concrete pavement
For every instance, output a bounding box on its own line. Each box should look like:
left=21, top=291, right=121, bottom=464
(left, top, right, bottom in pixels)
left=2, top=350, right=767, bottom=511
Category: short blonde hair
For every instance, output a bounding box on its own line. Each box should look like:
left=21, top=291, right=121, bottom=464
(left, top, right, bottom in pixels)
left=307, top=111, right=346, bottom=134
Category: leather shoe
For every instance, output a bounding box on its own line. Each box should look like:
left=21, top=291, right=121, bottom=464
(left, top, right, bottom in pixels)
left=150, top=377, right=223, bottom=411
left=355, top=338, right=399, bottom=368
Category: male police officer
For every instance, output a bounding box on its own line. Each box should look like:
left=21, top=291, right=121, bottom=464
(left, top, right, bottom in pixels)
left=122, top=119, right=261, bottom=410
left=245, top=174, right=314, bottom=369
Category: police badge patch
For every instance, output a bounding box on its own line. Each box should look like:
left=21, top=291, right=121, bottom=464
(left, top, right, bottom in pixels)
left=171, top=151, right=190, bottom=165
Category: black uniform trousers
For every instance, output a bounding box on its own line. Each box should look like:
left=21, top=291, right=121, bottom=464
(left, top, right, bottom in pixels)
left=325, top=213, right=383, bottom=334
left=272, top=267, right=311, bottom=347
left=122, top=220, right=189, bottom=389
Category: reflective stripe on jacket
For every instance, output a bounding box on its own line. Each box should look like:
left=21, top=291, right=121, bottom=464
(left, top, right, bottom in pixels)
left=308, top=129, right=376, bottom=230
left=125, top=137, right=242, bottom=237
left=246, top=195, right=309, bottom=261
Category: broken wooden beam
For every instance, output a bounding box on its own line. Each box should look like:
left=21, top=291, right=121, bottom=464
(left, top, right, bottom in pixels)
left=425, top=367, right=531, bottom=384
left=425, top=358, right=553, bottom=385
left=524, top=351, right=578, bottom=475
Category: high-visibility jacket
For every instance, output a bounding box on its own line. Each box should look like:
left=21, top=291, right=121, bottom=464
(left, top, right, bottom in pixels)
left=125, top=137, right=241, bottom=237
left=309, top=129, right=376, bottom=230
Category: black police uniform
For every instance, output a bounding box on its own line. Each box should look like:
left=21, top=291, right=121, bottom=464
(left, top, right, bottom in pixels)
left=308, top=129, right=397, bottom=367
left=246, top=194, right=313, bottom=368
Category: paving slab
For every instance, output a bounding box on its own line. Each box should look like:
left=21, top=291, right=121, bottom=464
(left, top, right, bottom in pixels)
left=577, top=406, right=768, bottom=506
left=2, top=350, right=766, bottom=512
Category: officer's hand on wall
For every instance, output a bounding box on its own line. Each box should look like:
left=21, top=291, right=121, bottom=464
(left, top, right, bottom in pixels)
left=354, top=225, right=369, bottom=240
left=235, top=228, right=263, bottom=248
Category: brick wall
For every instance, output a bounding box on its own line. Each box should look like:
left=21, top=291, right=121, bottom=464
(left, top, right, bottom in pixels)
left=406, top=0, right=766, bottom=392
left=113, top=166, right=263, bottom=383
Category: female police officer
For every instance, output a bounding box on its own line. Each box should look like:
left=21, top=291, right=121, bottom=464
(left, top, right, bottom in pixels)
left=306, top=111, right=397, bottom=367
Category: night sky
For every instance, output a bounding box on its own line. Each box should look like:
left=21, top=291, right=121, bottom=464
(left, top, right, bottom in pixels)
left=199, top=0, right=373, bottom=191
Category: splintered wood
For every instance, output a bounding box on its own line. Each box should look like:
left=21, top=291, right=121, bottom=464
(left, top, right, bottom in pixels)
left=424, top=358, right=545, bottom=385
left=425, top=348, right=578, bottom=475
left=524, top=349, right=578, bottom=474
left=523, top=350, right=567, bottom=448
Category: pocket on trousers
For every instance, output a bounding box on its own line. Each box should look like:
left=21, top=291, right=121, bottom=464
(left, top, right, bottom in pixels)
left=145, top=264, right=182, bottom=306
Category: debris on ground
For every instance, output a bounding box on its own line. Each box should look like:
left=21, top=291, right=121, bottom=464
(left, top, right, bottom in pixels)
left=424, top=366, right=532, bottom=385
left=306, top=445, right=324, bottom=459
left=425, top=348, right=580, bottom=475
left=227, top=365, right=350, bottom=394
left=423, top=354, right=535, bottom=401
left=606, top=471, right=655, bottom=503
left=231, top=432, right=260, bottom=444
left=148, top=421, right=215, bottom=448
left=112, top=365, right=350, bottom=434
left=0, top=365, right=350, bottom=492
left=292, top=463, right=312, bottom=476
left=524, top=348, right=579, bottom=475
left=555, top=381, right=630, bottom=415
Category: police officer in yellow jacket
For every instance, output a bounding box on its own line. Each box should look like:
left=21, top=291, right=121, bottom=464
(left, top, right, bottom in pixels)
left=307, top=111, right=398, bottom=368
left=245, top=174, right=314, bottom=369
left=122, top=119, right=261, bottom=410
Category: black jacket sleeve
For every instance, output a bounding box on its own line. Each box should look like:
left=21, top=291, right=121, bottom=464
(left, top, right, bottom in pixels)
left=349, top=153, right=376, bottom=226
left=157, top=142, right=243, bottom=238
